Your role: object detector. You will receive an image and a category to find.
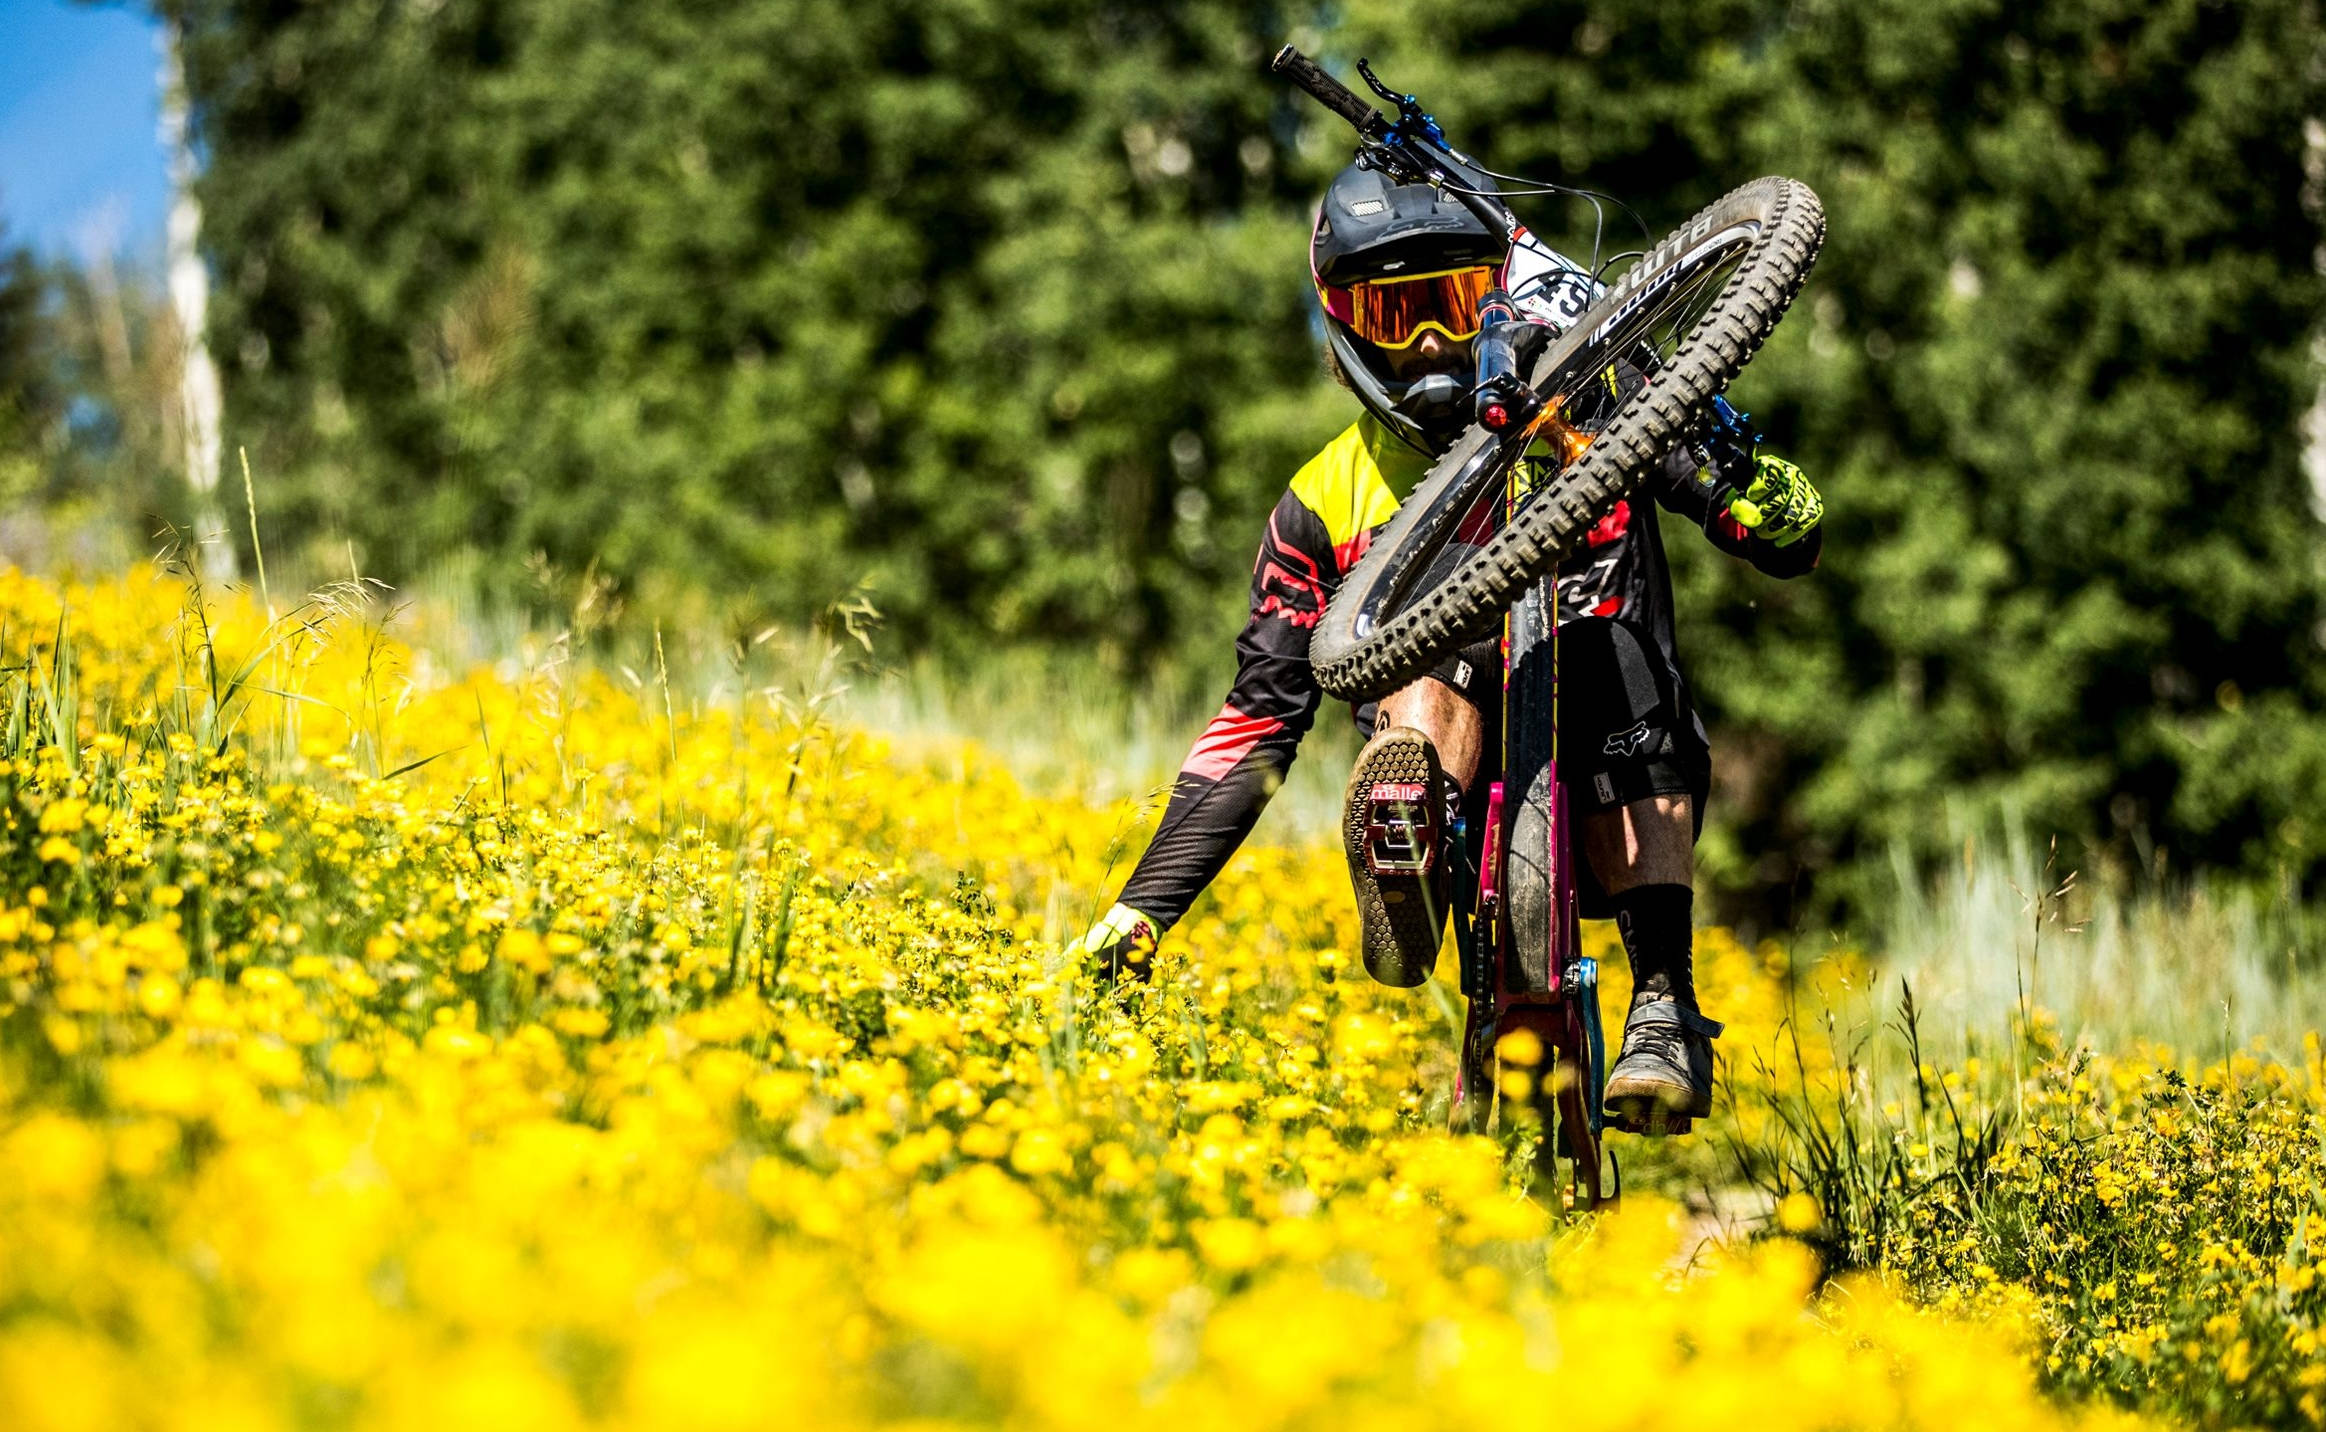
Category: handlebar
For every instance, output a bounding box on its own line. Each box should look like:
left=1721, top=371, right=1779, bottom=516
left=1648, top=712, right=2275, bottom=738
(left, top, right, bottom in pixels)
left=1269, top=45, right=1389, bottom=139
left=1269, top=44, right=1522, bottom=251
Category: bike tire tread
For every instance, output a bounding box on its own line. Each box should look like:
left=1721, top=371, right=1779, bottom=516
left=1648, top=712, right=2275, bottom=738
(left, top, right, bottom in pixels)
left=1310, top=176, right=1826, bottom=700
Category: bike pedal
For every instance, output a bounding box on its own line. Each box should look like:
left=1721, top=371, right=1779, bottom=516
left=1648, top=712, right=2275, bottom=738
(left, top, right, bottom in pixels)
left=1363, top=781, right=1438, bottom=876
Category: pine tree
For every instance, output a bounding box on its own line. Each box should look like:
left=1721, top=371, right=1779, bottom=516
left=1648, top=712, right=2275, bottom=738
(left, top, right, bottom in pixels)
left=158, top=0, right=2326, bottom=912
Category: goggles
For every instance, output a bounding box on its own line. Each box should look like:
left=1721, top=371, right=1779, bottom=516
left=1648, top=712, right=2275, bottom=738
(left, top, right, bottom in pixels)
left=1318, top=265, right=1498, bottom=350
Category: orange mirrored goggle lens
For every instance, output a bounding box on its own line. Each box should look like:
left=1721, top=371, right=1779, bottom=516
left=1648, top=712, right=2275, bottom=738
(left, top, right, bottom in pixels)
left=1326, top=265, right=1497, bottom=350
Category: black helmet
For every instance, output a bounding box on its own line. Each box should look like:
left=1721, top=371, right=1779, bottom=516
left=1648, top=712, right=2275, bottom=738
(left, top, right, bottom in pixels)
left=1312, top=161, right=1511, bottom=450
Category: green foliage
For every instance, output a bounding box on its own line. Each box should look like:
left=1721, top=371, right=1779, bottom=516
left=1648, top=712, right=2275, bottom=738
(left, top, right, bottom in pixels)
left=1747, top=983, right=2326, bottom=1427
left=0, top=231, right=55, bottom=495
left=159, top=0, right=2326, bottom=916
left=169, top=0, right=1344, bottom=660
left=1341, top=0, right=2326, bottom=916
left=0, top=215, right=189, bottom=538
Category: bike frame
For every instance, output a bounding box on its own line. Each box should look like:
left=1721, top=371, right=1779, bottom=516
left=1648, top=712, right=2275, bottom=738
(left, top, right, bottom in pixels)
left=1448, top=506, right=1618, bottom=1211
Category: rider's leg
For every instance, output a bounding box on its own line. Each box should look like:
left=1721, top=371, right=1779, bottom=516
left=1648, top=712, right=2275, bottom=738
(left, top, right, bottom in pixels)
left=1594, top=796, right=1722, bottom=1121
left=1581, top=794, right=1693, bottom=892
left=1376, top=676, right=1483, bottom=790
left=1344, top=655, right=1490, bottom=988
left=1557, top=619, right=1722, bottom=1124
left=1583, top=795, right=1697, bottom=1008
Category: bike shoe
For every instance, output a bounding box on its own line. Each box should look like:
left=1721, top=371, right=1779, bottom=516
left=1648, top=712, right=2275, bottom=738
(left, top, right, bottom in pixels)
left=1341, top=726, right=1451, bottom=988
left=1604, top=995, right=1724, bottom=1131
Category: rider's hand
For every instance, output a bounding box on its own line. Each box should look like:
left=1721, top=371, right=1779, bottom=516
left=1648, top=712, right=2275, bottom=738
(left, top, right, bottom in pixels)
left=1068, top=902, right=1161, bottom=985
left=1725, top=453, right=1822, bottom=547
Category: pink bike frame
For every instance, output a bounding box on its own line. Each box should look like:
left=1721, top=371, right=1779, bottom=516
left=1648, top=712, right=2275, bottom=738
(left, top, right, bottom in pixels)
left=1452, top=529, right=1617, bottom=1209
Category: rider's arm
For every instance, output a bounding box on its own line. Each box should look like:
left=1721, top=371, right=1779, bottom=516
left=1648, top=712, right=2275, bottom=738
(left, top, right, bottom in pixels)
left=1108, top=491, right=1336, bottom=933
left=1655, top=445, right=1822, bottom=577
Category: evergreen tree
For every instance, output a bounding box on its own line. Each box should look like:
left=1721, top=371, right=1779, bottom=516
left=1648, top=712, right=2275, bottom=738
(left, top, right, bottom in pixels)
left=1342, top=0, right=2326, bottom=915
left=164, top=0, right=1339, bottom=657
left=157, top=0, right=2326, bottom=914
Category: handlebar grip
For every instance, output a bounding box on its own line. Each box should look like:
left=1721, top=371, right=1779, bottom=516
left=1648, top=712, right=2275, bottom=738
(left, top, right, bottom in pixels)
left=1270, top=44, right=1388, bottom=138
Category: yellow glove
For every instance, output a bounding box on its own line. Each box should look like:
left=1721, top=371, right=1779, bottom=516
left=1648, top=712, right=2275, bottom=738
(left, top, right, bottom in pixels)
left=1725, top=453, right=1822, bottom=547
left=1068, top=902, right=1160, bottom=984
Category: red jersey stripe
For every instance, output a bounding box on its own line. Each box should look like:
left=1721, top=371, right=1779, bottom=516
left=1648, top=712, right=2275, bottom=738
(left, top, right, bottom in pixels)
left=1181, top=703, right=1286, bottom=782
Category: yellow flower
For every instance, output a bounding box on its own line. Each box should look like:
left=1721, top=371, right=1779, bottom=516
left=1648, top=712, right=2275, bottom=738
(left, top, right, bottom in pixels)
left=326, top=1042, right=377, bottom=1081
left=551, top=1007, right=609, bottom=1038
left=1778, top=1191, right=1823, bottom=1234
left=1008, top=1126, right=1070, bottom=1176
left=1194, top=1217, right=1268, bottom=1272
left=1495, top=1026, right=1544, bottom=1067
left=7, top=1113, right=106, bottom=1200
left=137, top=971, right=182, bottom=1019
left=497, top=928, right=550, bottom=974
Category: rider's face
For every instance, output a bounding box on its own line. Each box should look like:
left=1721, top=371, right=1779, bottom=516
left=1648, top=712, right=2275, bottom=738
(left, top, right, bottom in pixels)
left=1381, top=328, right=1472, bottom=382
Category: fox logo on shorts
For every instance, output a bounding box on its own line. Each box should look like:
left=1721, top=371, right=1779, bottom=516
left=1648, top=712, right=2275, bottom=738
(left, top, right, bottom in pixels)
left=1602, top=719, right=1659, bottom=759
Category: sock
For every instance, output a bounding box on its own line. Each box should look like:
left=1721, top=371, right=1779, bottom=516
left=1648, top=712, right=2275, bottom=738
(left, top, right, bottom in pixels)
left=1609, top=883, right=1695, bottom=1008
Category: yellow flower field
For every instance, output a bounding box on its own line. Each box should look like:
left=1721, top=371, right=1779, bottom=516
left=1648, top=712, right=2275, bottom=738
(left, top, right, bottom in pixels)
left=0, top=564, right=2271, bottom=1429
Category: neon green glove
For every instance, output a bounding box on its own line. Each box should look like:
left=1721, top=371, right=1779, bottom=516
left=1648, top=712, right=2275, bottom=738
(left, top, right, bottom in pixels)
left=1068, top=902, right=1161, bottom=984
left=1725, top=452, right=1823, bottom=547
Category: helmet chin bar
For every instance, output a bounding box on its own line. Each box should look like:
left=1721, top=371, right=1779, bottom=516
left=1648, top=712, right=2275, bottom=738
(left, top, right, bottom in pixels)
left=1328, top=326, right=1469, bottom=455
left=1394, top=373, right=1466, bottom=416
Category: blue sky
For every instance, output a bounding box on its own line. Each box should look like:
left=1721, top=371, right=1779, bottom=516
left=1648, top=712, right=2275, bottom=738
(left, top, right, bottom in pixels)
left=0, top=0, right=169, bottom=261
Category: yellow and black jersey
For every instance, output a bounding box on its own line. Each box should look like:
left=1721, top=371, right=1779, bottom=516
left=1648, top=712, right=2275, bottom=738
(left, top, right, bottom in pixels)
left=1115, top=415, right=1820, bottom=931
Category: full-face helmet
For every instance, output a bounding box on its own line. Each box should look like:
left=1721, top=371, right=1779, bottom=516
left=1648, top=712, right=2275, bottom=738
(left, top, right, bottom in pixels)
left=1312, top=160, right=1511, bottom=450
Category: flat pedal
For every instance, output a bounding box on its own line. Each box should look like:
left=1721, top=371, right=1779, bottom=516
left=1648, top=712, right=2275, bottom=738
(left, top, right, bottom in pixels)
left=1363, top=780, right=1438, bottom=875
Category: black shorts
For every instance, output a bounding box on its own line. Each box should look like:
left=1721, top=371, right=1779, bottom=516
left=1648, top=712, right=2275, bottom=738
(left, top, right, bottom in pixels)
left=1352, top=619, right=1707, bottom=825
left=1553, top=616, right=1710, bottom=826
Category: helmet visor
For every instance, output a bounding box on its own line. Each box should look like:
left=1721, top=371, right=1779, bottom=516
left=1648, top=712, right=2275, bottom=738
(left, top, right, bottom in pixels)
left=1320, top=265, right=1497, bottom=350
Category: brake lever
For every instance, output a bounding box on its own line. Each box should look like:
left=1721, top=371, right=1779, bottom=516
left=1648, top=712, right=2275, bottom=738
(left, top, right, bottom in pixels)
left=1356, top=58, right=1447, bottom=148
left=1689, top=394, right=1760, bottom=506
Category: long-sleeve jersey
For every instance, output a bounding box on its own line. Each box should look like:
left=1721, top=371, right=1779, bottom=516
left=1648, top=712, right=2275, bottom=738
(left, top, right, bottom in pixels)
left=1114, top=416, right=1821, bottom=931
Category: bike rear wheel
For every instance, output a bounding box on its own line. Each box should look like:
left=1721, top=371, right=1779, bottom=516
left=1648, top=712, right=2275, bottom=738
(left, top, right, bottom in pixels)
left=1309, top=176, right=1825, bottom=701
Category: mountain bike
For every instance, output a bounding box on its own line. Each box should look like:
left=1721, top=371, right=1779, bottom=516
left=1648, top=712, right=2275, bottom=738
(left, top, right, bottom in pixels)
left=1272, top=46, right=1824, bottom=1205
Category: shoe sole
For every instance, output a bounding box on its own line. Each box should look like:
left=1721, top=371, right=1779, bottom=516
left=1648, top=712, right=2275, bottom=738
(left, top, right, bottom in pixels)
left=1604, top=1077, right=1711, bottom=1134
left=1342, top=727, right=1448, bottom=988
left=1607, top=1105, right=1695, bottom=1136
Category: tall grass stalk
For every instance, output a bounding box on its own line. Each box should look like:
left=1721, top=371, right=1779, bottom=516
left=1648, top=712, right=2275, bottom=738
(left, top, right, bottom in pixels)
left=1881, top=812, right=2325, bottom=1062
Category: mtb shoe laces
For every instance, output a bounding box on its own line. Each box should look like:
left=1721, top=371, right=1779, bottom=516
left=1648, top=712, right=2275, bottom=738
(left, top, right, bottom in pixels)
left=1342, top=727, right=1451, bottom=988
left=1605, top=995, right=1724, bottom=1132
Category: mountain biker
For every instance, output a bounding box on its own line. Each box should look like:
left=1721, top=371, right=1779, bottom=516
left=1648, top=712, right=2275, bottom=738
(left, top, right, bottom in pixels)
left=1071, top=161, right=1823, bottom=1129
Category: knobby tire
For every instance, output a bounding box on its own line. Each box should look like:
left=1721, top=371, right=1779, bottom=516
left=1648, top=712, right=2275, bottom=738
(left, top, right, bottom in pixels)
left=1310, top=176, right=1826, bottom=701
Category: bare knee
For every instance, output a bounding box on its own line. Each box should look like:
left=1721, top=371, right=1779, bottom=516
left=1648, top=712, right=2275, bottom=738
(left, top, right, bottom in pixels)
left=1376, top=678, right=1482, bottom=790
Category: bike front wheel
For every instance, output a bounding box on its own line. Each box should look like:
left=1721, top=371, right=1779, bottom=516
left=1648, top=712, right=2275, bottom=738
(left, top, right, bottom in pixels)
left=1309, top=176, right=1825, bottom=701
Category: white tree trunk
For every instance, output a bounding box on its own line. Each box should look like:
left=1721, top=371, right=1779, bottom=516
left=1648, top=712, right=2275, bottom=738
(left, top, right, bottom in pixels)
left=160, top=24, right=233, bottom=579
